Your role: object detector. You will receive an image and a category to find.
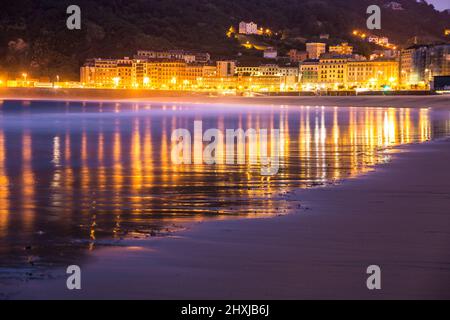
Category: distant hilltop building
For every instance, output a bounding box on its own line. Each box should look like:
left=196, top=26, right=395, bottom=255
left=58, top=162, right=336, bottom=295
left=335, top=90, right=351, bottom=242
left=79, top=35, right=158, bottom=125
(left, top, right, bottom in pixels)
left=384, top=2, right=404, bottom=11
left=239, top=21, right=258, bottom=35
left=368, top=36, right=389, bottom=45
left=320, top=34, right=330, bottom=40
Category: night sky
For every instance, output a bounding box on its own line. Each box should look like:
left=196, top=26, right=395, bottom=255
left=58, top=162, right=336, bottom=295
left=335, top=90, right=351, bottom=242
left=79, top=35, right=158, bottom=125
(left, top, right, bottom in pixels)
left=427, top=0, right=450, bottom=11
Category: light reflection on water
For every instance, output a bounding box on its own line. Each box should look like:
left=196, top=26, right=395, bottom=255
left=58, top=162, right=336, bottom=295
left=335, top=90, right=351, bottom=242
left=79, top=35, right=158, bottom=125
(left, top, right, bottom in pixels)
left=0, top=101, right=449, bottom=269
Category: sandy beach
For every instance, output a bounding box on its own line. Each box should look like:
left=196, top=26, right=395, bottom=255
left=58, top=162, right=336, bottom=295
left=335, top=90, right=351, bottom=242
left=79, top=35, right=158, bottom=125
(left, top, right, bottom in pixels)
left=6, top=136, right=450, bottom=300
left=148, top=95, right=450, bottom=109
left=1, top=87, right=449, bottom=109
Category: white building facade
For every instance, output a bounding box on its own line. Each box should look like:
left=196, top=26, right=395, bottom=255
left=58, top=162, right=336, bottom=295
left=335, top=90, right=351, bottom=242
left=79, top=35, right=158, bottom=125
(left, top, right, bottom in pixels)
left=239, top=21, right=258, bottom=35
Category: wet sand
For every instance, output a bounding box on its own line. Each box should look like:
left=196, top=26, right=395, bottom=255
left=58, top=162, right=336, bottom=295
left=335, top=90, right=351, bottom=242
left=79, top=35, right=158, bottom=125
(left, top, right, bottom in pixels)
left=152, top=95, right=450, bottom=109
left=9, top=138, right=450, bottom=300
left=1, top=87, right=449, bottom=109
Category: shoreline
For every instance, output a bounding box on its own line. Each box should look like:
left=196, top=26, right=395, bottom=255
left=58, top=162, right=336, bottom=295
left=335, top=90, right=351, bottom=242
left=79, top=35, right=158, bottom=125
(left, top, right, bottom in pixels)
left=1, top=88, right=449, bottom=109
left=6, top=137, right=450, bottom=300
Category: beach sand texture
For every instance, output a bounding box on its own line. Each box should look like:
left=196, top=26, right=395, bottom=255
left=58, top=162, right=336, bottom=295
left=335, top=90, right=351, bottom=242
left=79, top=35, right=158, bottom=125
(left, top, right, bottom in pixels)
left=9, top=138, right=450, bottom=300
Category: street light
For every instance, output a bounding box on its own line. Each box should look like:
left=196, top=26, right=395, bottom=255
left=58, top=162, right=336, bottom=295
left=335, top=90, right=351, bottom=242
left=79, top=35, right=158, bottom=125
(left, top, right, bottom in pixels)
left=22, top=73, right=28, bottom=86
left=113, top=77, right=120, bottom=88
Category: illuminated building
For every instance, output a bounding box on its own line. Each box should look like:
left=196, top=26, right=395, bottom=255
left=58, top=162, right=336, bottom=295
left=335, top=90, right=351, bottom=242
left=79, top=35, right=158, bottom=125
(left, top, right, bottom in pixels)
left=202, top=65, right=217, bottom=77
left=239, top=21, right=258, bottom=35
left=427, top=44, right=450, bottom=80
left=299, top=56, right=399, bottom=90
left=279, top=66, right=300, bottom=78
left=288, top=49, right=308, bottom=63
left=235, top=66, right=260, bottom=76
left=234, top=64, right=299, bottom=90
left=300, top=59, right=319, bottom=85
left=318, top=54, right=350, bottom=89
left=184, top=64, right=204, bottom=87
left=80, top=63, right=96, bottom=86
left=347, top=59, right=399, bottom=89
left=239, top=76, right=282, bottom=92
left=117, top=58, right=133, bottom=88
left=384, top=2, right=404, bottom=10
left=368, top=36, right=389, bottom=45
left=133, top=59, right=146, bottom=87
left=379, top=37, right=389, bottom=45
left=200, top=76, right=237, bottom=90
left=306, top=42, right=326, bottom=59
left=329, top=42, right=354, bottom=55
left=81, top=57, right=205, bottom=89
left=201, top=76, right=282, bottom=92
left=146, top=60, right=187, bottom=89
left=370, top=49, right=399, bottom=60
left=216, top=61, right=236, bottom=77
left=400, top=44, right=450, bottom=88
left=258, top=65, right=280, bottom=76
left=400, top=47, right=415, bottom=86
left=236, top=64, right=298, bottom=77
left=80, top=58, right=118, bottom=88
left=136, top=50, right=210, bottom=64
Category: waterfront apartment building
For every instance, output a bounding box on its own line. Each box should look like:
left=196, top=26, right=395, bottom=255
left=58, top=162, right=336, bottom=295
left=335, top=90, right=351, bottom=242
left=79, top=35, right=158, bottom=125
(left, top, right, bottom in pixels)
left=235, top=66, right=260, bottom=76
left=146, top=60, right=189, bottom=88
left=136, top=50, right=210, bottom=64
left=81, top=57, right=206, bottom=89
left=400, top=44, right=450, bottom=88
left=400, top=47, right=415, bottom=86
left=258, top=64, right=280, bottom=76
left=234, top=64, right=299, bottom=90
left=200, top=76, right=283, bottom=92
left=81, top=58, right=119, bottom=87
left=427, top=44, right=450, bottom=80
left=216, top=61, right=236, bottom=77
left=117, top=58, right=134, bottom=87
left=235, top=64, right=299, bottom=77
left=300, top=59, right=319, bottom=85
left=318, top=54, right=350, bottom=89
left=299, top=56, right=400, bottom=90
left=306, top=43, right=326, bottom=59
left=347, top=59, right=399, bottom=89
